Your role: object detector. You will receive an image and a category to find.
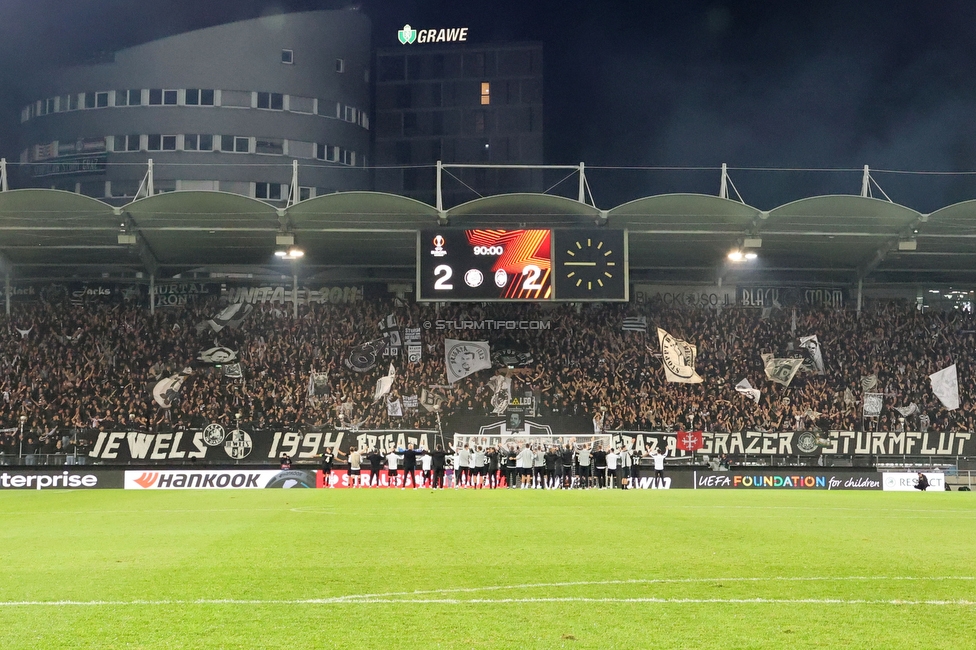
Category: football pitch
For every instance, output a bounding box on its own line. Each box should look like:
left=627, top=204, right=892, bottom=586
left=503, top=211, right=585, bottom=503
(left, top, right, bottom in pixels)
left=1, top=489, right=974, bottom=649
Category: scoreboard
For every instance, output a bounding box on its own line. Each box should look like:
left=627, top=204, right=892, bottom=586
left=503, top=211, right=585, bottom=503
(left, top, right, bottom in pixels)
left=417, top=228, right=628, bottom=302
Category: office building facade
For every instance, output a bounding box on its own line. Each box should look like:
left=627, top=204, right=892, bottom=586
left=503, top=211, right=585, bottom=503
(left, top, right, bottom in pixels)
left=373, top=41, right=544, bottom=207
left=16, top=10, right=372, bottom=205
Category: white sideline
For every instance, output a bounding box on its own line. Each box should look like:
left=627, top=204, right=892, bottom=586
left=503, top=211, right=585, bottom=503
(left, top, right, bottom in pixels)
left=0, top=576, right=973, bottom=607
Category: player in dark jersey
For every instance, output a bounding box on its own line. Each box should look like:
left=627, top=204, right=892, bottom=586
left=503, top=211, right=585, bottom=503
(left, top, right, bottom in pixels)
left=486, top=446, right=500, bottom=489
left=318, top=447, right=346, bottom=488
left=365, top=448, right=384, bottom=487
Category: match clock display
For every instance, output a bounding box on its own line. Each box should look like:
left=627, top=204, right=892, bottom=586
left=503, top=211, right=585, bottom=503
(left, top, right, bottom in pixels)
left=417, top=228, right=627, bottom=302
left=553, top=229, right=628, bottom=301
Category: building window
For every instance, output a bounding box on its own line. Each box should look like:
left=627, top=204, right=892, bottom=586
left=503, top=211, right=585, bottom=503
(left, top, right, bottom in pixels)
left=281, top=49, right=294, bottom=64
left=96, top=92, right=110, bottom=108
left=221, top=136, right=250, bottom=153
left=184, top=89, right=215, bottom=106
left=67, top=94, right=79, bottom=110
left=344, top=106, right=357, bottom=122
left=184, top=134, right=214, bottom=151
left=481, top=82, right=490, bottom=105
left=115, top=90, right=128, bottom=107
left=335, top=58, right=345, bottom=73
left=46, top=98, right=57, bottom=114
left=127, top=89, right=142, bottom=106
left=298, top=186, right=312, bottom=201
left=84, top=93, right=96, bottom=109
left=147, top=134, right=162, bottom=151
left=257, top=92, right=284, bottom=110
left=255, top=182, right=283, bottom=200
left=162, top=135, right=177, bottom=151
left=163, top=89, right=178, bottom=105
left=255, top=137, right=284, bottom=155
left=315, top=143, right=340, bottom=162
left=113, top=135, right=140, bottom=152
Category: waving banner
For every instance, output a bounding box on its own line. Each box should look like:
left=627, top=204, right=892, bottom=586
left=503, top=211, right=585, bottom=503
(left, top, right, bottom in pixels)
left=798, top=335, right=825, bottom=374
left=657, top=328, right=703, bottom=384
left=763, top=355, right=804, bottom=387
left=929, top=364, right=960, bottom=411
left=344, top=338, right=386, bottom=373
left=445, top=339, right=492, bottom=383
left=735, top=378, right=761, bottom=404
left=152, top=368, right=194, bottom=409
left=863, top=392, right=883, bottom=418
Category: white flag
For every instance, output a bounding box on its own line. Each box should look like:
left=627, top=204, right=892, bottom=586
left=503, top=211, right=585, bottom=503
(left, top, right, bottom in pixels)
left=657, top=328, right=703, bottom=384
left=894, top=403, right=918, bottom=418
left=374, top=363, right=396, bottom=402
left=763, top=355, right=804, bottom=387
left=929, top=364, right=960, bottom=411
left=445, top=339, right=491, bottom=383
left=735, top=378, right=761, bottom=404
left=152, top=368, right=193, bottom=409
left=798, top=335, right=825, bottom=374
left=863, top=392, right=883, bottom=417
left=386, top=396, right=403, bottom=417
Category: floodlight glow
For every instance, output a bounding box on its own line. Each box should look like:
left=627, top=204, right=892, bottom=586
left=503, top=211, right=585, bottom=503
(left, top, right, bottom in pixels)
left=274, top=250, right=287, bottom=257
left=727, top=250, right=743, bottom=262
left=745, top=252, right=758, bottom=260
left=287, top=248, right=304, bottom=258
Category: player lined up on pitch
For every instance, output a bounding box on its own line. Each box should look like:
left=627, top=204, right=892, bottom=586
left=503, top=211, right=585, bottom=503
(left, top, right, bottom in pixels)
left=318, top=441, right=669, bottom=489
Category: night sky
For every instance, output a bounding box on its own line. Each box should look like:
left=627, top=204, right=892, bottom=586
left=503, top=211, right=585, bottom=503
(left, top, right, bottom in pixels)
left=2, top=0, right=976, bottom=210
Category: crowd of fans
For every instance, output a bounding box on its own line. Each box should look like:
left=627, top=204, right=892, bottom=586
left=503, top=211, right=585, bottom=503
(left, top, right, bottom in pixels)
left=2, top=290, right=975, bottom=461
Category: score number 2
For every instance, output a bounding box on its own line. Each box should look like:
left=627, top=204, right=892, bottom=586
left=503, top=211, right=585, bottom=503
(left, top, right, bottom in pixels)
left=434, top=264, right=544, bottom=292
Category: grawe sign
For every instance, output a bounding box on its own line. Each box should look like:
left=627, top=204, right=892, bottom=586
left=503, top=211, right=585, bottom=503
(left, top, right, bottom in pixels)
left=398, top=24, right=469, bottom=44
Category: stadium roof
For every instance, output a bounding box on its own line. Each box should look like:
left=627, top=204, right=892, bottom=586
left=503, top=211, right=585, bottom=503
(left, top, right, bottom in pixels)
left=0, top=188, right=974, bottom=285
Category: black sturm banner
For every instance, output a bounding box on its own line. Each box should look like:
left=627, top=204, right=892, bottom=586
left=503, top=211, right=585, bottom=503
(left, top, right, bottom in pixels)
left=610, top=430, right=975, bottom=458
left=81, top=425, right=974, bottom=465
left=86, top=427, right=437, bottom=465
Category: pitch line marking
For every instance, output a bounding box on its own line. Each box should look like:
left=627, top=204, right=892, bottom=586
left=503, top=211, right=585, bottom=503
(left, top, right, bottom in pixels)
left=1, top=576, right=973, bottom=608
left=330, top=575, right=976, bottom=601
left=0, top=597, right=974, bottom=607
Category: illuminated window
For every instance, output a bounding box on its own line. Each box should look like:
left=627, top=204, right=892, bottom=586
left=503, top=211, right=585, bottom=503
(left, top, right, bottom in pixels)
left=481, top=82, right=490, bottom=105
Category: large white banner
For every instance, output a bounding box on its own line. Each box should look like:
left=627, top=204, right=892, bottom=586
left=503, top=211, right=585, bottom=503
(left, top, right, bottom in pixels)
left=929, top=364, right=960, bottom=411
left=445, top=339, right=492, bottom=383
left=657, top=328, right=703, bottom=384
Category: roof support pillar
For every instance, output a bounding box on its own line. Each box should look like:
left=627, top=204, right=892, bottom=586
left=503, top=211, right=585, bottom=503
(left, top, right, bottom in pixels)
left=0, top=158, right=8, bottom=192
left=856, top=277, right=863, bottom=317
left=861, top=165, right=870, bottom=198
left=293, top=273, right=299, bottom=319
left=578, top=162, right=586, bottom=203
left=287, top=159, right=300, bottom=207
left=4, top=272, right=10, bottom=316
left=435, top=160, right=443, bottom=212
left=720, top=163, right=728, bottom=199
left=149, top=273, right=155, bottom=316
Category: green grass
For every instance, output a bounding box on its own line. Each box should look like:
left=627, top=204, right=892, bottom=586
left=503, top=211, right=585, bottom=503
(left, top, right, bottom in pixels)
left=1, top=488, right=974, bottom=649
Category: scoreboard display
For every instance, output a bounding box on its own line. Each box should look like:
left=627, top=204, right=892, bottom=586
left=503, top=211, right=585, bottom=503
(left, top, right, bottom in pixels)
left=417, top=229, right=628, bottom=302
